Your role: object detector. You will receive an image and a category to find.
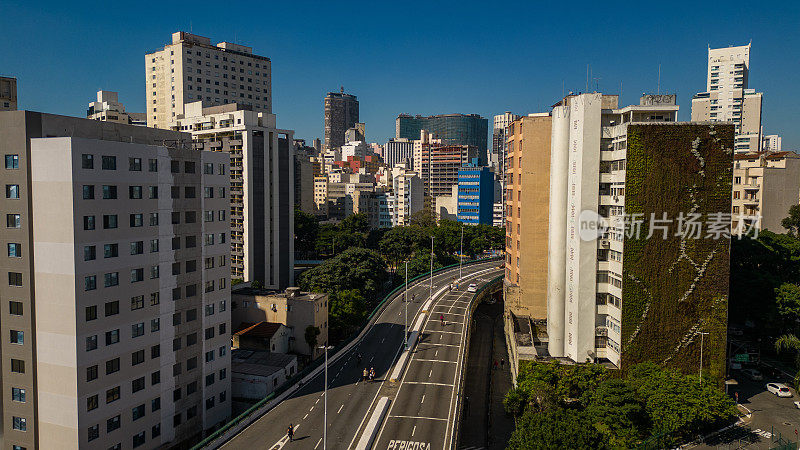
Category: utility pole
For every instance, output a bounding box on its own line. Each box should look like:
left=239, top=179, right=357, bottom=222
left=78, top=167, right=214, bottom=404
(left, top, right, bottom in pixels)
left=404, top=260, right=408, bottom=349
left=429, top=236, right=434, bottom=303
left=699, top=332, right=710, bottom=384
left=318, top=344, right=333, bottom=449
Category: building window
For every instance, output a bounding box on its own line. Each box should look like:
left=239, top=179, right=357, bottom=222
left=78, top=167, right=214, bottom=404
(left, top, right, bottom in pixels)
left=107, top=415, right=121, bottom=432
left=10, top=301, right=23, bottom=316
left=104, top=243, right=118, bottom=258
left=102, top=185, right=117, bottom=199
left=87, top=424, right=99, bottom=441
left=8, top=243, right=21, bottom=258
left=151, top=318, right=160, bottom=332
left=10, top=330, right=23, bottom=345
left=5, top=184, right=20, bottom=199
left=85, top=305, right=97, bottom=321
left=84, top=215, right=95, bottom=230
left=132, top=349, right=145, bottom=365
left=105, top=329, right=120, bottom=345
left=11, top=359, right=24, bottom=373
left=105, top=300, right=119, bottom=316
left=12, top=387, right=25, bottom=403
left=83, top=245, right=95, bottom=261
left=131, top=268, right=144, bottom=283
left=106, top=386, right=120, bottom=403
left=8, top=272, right=22, bottom=286
left=104, top=272, right=119, bottom=287
left=149, top=186, right=158, bottom=199
left=131, top=241, right=144, bottom=255
left=86, top=365, right=98, bottom=381
left=129, top=157, right=142, bottom=171
left=81, top=154, right=93, bottom=169
left=86, top=394, right=98, bottom=411
left=130, top=214, right=143, bottom=227
left=101, top=155, right=116, bottom=170
left=86, top=335, right=97, bottom=351
left=103, top=214, right=118, bottom=229
left=148, top=159, right=158, bottom=172
left=7, top=214, right=21, bottom=228
left=132, top=404, right=146, bottom=421
left=84, top=275, right=96, bottom=291
left=5, top=154, right=20, bottom=169
left=106, top=357, right=120, bottom=374
left=129, top=186, right=143, bottom=199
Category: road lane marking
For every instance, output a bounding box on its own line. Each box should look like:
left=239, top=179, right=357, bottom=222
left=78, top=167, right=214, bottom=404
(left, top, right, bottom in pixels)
left=310, top=406, right=314, bottom=411
left=417, top=343, right=460, bottom=348
left=421, top=394, right=425, bottom=404
left=425, top=330, right=461, bottom=335
left=338, top=404, right=344, bottom=414
left=389, top=415, right=448, bottom=421
left=403, top=381, right=453, bottom=387
left=412, top=425, right=417, bottom=436
left=428, top=369, right=432, bottom=378
left=435, top=350, right=438, bottom=357
left=314, top=437, right=322, bottom=449
left=303, top=413, right=308, bottom=419
left=415, top=359, right=456, bottom=364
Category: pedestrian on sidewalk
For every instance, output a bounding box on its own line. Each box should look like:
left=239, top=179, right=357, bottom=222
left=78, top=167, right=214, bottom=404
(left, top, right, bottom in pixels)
left=370, top=367, right=375, bottom=381
left=493, top=360, right=498, bottom=370
left=363, top=368, right=368, bottom=382
left=287, top=423, right=294, bottom=442
left=500, top=359, right=505, bottom=369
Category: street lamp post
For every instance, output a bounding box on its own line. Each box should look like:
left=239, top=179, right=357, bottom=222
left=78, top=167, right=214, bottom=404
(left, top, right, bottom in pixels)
left=459, top=224, right=464, bottom=280
left=698, top=332, right=710, bottom=384
left=317, top=344, right=334, bottom=450
left=404, top=260, right=408, bottom=349
left=429, top=236, right=434, bottom=303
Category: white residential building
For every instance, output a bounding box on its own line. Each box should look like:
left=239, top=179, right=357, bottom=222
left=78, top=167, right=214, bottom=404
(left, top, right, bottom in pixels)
left=87, top=90, right=146, bottom=126
left=391, top=167, right=424, bottom=226
left=146, top=32, right=272, bottom=129
left=172, top=101, right=294, bottom=289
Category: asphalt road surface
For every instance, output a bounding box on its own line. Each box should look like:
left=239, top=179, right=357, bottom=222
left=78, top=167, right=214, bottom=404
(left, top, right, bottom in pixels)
left=371, top=268, right=503, bottom=450
left=219, top=260, right=501, bottom=450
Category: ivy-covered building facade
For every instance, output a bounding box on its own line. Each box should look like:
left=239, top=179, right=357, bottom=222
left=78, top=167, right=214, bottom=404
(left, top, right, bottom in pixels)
left=544, top=93, right=733, bottom=381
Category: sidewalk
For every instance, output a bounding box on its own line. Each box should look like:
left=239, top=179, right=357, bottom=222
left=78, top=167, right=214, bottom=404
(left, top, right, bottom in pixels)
left=488, top=305, right=515, bottom=450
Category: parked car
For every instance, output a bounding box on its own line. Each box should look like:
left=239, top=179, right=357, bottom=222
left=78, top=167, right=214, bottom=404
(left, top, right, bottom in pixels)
left=743, top=368, right=763, bottom=381
left=467, top=283, right=477, bottom=293
left=766, top=382, right=793, bottom=397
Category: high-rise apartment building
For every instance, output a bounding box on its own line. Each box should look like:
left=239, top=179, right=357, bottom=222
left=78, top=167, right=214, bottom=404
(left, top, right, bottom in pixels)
left=146, top=32, right=272, bottom=129
left=384, top=138, right=414, bottom=169
left=492, top=112, right=520, bottom=228
left=0, top=110, right=231, bottom=449
left=396, top=113, right=489, bottom=158
left=762, top=134, right=782, bottom=151
left=457, top=164, right=494, bottom=225
left=543, top=94, right=730, bottom=379
left=323, top=89, right=359, bottom=153
left=172, top=101, right=294, bottom=289
left=391, top=167, right=424, bottom=226
left=0, top=76, right=18, bottom=111
left=732, top=151, right=800, bottom=232
left=417, top=142, right=479, bottom=201
left=692, top=44, right=763, bottom=153
left=87, top=90, right=146, bottom=126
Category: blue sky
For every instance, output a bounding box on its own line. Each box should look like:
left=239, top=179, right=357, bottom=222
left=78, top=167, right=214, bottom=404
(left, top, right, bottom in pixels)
left=2, top=0, right=799, bottom=148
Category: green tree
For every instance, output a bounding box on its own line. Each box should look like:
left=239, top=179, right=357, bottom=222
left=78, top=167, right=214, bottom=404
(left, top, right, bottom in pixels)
left=294, top=208, right=319, bottom=259
left=586, top=379, right=648, bottom=448
left=378, top=227, right=419, bottom=272
left=304, top=325, right=321, bottom=350
left=507, top=408, right=607, bottom=450
left=776, top=283, right=800, bottom=322
left=782, top=204, right=800, bottom=236
left=298, top=247, right=388, bottom=300
left=328, top=289, right=368, bottom=340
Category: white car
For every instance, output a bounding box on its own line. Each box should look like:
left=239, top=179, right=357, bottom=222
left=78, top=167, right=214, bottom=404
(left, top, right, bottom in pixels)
left=766, top=382, right=793, bottom=397
left=467, top=283, right=477, bottom=293
left=743, top=368, right=763, bottom=381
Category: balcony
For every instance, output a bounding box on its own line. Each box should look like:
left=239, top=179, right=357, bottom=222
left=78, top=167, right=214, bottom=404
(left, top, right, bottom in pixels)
left=596, top=326, right=608, bottom=337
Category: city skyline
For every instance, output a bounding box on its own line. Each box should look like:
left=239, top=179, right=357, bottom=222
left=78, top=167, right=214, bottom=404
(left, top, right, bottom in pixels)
left=2, top=0, right=799, bottom=148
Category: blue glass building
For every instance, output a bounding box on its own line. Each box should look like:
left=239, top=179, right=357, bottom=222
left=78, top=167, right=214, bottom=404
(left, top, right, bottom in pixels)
left=396, top=113, right=489, bottom=160
left=457, top=163, right=494, bottom=225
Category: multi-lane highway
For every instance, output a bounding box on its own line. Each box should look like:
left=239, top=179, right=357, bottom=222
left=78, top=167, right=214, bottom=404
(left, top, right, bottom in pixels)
left=370, top=269, right=502, bottom=450
left=218, top=260, right=501, bottom=450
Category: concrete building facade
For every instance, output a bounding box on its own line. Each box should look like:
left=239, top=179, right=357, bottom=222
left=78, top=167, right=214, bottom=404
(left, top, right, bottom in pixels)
left=323, top=90, right=358, bottom=153
left=384, top=138, right=414, bottom=169
left=732, top=151, right=800, bottom=233
left=146, top=32, right=272, bottom=129
left=87, top=91, right=146, bottom=126
left=0, top=111, right=231, bottom=449
left=691, top=44, right=763, bottom=153
left=0, top=77, right=18, bottom=111
left=172, top=102, right=294, bottom=289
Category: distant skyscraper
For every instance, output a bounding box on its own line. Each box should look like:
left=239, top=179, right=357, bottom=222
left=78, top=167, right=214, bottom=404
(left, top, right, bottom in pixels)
left=324, top=89, right=359, bottom=152
left=145, top=31, right=272, bottom=129
left=396, top=113, right=489, bottom=159
left=691, top=43, right=762, bottom=153
left=0, top=76, right=17, bottom=111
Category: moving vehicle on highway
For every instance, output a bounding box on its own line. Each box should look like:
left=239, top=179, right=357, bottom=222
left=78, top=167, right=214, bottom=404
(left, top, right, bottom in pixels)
left=467, top=283, right=477, bottom=292
left=766, top=382, right=793, bottom=397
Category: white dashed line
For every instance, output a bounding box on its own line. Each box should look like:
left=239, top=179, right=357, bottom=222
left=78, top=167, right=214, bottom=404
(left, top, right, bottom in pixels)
left=421, top=394, right=425, bottom=404
left=338, top=404, right=344, bottom=414
left=412, top=425, right=417, bottom=436
left=314, top=437, right=322, bottom=449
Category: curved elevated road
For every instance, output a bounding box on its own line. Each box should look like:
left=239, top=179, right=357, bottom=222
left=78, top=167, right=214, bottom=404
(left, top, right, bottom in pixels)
left=219, top=260, right=501, bottom=450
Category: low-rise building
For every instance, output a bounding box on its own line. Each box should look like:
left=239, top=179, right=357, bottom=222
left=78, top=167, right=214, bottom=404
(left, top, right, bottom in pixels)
left=231, top=350, right=297, bottom=400
left=232, top=321, right=291, bottom=352
left=231, top=287, right=328, bottom=359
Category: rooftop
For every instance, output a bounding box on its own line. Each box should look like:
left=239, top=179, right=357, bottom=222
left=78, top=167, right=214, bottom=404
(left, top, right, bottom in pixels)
left=234, top=321, right=283, bottom=340
left=231, top=349, right=296, bottom=377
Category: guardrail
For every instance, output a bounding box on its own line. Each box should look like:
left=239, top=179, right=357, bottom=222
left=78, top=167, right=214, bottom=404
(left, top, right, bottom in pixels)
left=450, top=274, right=503, bottom=449
left=191, top=256, right=501, bottom=449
